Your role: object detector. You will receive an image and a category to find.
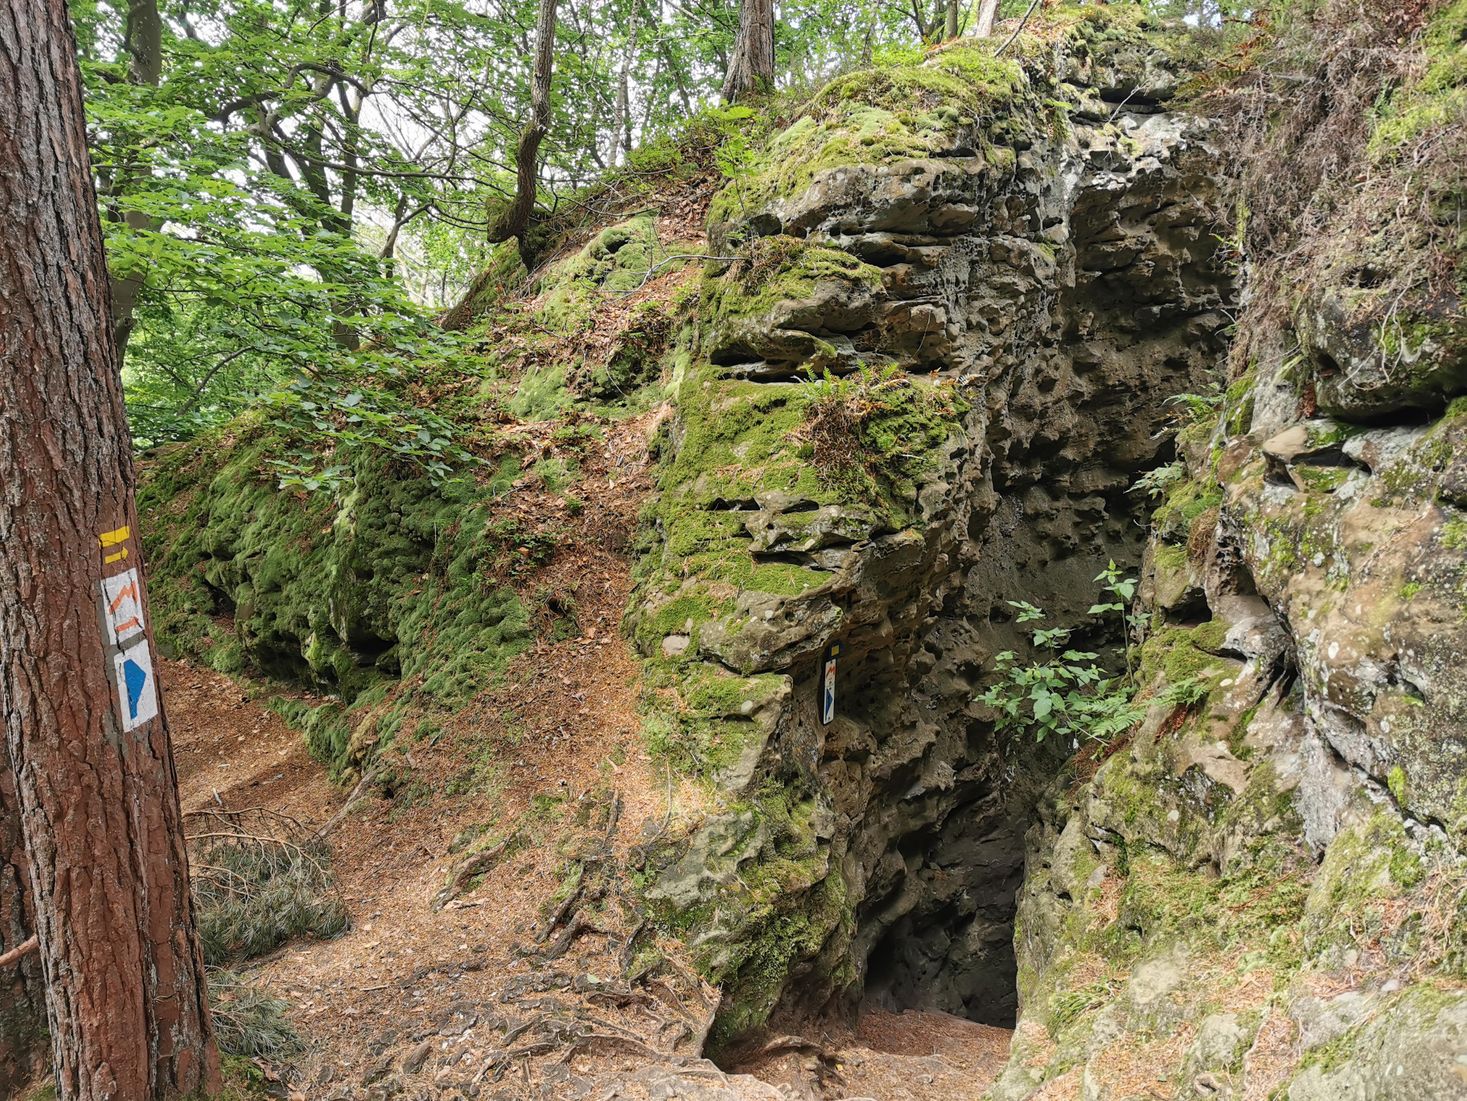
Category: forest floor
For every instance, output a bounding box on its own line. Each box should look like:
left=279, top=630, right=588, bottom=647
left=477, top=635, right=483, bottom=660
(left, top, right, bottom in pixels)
left=160, top=402, right=1014, bottom=1100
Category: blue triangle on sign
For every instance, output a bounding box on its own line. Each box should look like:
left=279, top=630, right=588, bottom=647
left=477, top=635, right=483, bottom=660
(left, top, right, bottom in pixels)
left=122, top=658, right=148, bottom=719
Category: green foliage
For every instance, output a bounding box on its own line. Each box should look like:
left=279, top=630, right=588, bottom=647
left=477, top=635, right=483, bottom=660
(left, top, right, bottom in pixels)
left=1131, top=461, right=1187, bottom=501
left=207, top=972, right=303, bottom=1061
left=980, top=563, right=1145, bottom=744
left=261, top=376, right=478, bottom=492
left=190, top=812, right=348, bottom=965
left=1164, top=387, right=1225, bottom=423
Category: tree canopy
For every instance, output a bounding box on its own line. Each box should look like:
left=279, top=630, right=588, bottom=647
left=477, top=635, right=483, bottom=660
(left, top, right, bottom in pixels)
left=76, top=0, right=1247, bottom=445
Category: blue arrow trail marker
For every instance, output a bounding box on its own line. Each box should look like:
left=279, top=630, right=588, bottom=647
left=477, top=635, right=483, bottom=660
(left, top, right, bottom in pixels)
left=112, top=640, right=158, bottom=731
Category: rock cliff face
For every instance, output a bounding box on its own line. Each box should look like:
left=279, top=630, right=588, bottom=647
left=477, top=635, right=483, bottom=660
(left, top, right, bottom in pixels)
left=134, top=3, right=1466, bottom=1094
left=982, top=4, right=1467, bottom=1098
left=629, top=8, right=1237, bottom=1046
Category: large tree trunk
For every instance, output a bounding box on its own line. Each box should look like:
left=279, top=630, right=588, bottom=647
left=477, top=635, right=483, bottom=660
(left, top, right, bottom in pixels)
left=0, top=745, right=46, bottom=1097
left=721, top=0, right=774, bottom=102
left=491, top=0, right=558, bottom=265
left=0, top=3, right=222, bottom=1099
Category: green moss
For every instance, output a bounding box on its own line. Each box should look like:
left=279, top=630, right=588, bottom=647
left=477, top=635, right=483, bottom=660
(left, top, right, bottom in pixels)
left=1153, top=541, right=1189, bottom=577
left=1441, top=516, right=1467, bottom=550
left=510, top=362, right=573, bottom=420
left=1295, top=465, right=1351, bottom=494
left=141, top=428, right=535, bottom=777
left=703, top=793, right=847, bottom=1051
left=1369, top=0, right=1467, bottom=153
left=1302, top=811, right=1433, bottom=963
left=1136, top=620, right=1229, bottom=691
left=1387, top=764, right=1410, bottom=805
left=708, top=46, right=1030, bottom=226
left=1152, top=476, right=1223, bottom=545
left=1223, top=368, right=1257, bottom=437
left=535, top=214, right=661, bottom=331
left=644, top=669, right=785, bottom=780
left=802, top=366, right=965, bottom=504
left=706, top=236, right=883, bottom=323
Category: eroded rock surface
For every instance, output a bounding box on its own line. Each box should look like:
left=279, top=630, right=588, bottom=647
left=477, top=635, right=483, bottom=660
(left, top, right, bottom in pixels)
left=630, top=10, right=1236, bottom=1046
left=986, top=3, right=1467, bottom=1096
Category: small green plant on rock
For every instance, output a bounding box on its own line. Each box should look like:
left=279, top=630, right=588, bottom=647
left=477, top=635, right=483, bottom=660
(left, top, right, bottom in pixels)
left=979, top=562, right=1146, bottom=744
left=1130, top=460, right=1186, bottom=501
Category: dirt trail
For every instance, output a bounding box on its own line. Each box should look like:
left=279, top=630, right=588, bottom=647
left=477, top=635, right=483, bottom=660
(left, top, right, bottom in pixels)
left=162, top=407, right=1013, bottom=1099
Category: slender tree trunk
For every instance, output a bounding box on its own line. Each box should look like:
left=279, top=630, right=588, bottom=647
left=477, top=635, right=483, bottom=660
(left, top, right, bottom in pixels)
left=655, top=34, right=693, bottom=116
left=107, top=0, right=163, bottom=361
left=610, top=0, right=642, bottom=168
left=0, top=3, right=222, bottom=1099
left=974, top=0, right=1000, bottom=36
left=721, top=0, right=774, bottom=102
left=491, top=0, right=558, bottom=264
left=944, top=0, right=959, bottom=39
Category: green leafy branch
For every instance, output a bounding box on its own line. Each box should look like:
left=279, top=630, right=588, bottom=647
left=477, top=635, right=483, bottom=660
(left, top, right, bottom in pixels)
left=978, top=561, right=1147, bottom=745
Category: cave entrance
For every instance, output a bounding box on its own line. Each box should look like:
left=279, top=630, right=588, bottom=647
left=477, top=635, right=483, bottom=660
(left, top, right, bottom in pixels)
left=847, top=757, right=1056, bottom=1031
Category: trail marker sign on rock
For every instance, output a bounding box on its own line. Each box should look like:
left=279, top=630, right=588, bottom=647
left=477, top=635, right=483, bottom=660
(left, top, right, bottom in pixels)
left=820, top=642, right=840, bottom=725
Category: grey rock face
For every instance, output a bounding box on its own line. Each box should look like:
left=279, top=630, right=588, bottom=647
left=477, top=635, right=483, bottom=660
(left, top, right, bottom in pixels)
left=633, top=40, right=1236, bottom=1044
left=991, top=196, right=1467, bottom=1100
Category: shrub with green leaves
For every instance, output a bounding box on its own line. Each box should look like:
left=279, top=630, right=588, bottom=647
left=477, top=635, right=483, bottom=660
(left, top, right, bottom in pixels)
left=979, top=562, right=1147, bottom=744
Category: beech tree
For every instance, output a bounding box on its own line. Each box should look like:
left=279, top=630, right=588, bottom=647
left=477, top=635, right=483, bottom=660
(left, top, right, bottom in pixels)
left=0, top=1, right=221, bottom=1097
left=975, top=0, right=1002, bottom=36
left=723, top=0, right=775, bottom=101
left=491, top=0, right=561, bottom=264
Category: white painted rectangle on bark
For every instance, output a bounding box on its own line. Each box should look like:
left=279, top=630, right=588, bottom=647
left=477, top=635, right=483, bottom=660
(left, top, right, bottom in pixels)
left=100, top=568, right=146, bottom=645
left=112, top=638, right=158, bottom=731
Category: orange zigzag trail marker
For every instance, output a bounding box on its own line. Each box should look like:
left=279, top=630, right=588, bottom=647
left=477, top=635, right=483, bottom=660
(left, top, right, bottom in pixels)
left=96, top=524, right=158, bottom=730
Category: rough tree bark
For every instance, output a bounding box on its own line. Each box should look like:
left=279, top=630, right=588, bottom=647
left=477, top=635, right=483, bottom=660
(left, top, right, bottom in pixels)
left=0, top=744, right=46, bottom=1097
left=0, top=2, right=222, bottom=1098
left=490, top=0, right=559, bottom=265
left=721, top=0, right=774, bottom=102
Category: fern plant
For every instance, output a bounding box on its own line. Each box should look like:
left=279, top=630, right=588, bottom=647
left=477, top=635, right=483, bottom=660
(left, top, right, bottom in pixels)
left=1130, top=461, right=1186, bottom=501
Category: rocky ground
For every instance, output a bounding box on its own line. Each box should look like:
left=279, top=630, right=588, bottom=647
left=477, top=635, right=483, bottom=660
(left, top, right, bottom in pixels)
left=162, top=640, right=1015, bottom=1101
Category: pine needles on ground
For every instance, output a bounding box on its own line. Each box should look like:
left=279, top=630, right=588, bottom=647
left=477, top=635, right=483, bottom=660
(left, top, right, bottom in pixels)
left=207, top=970, right=303, bottom=1060
left=187, top=807, right=348, bottom=966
